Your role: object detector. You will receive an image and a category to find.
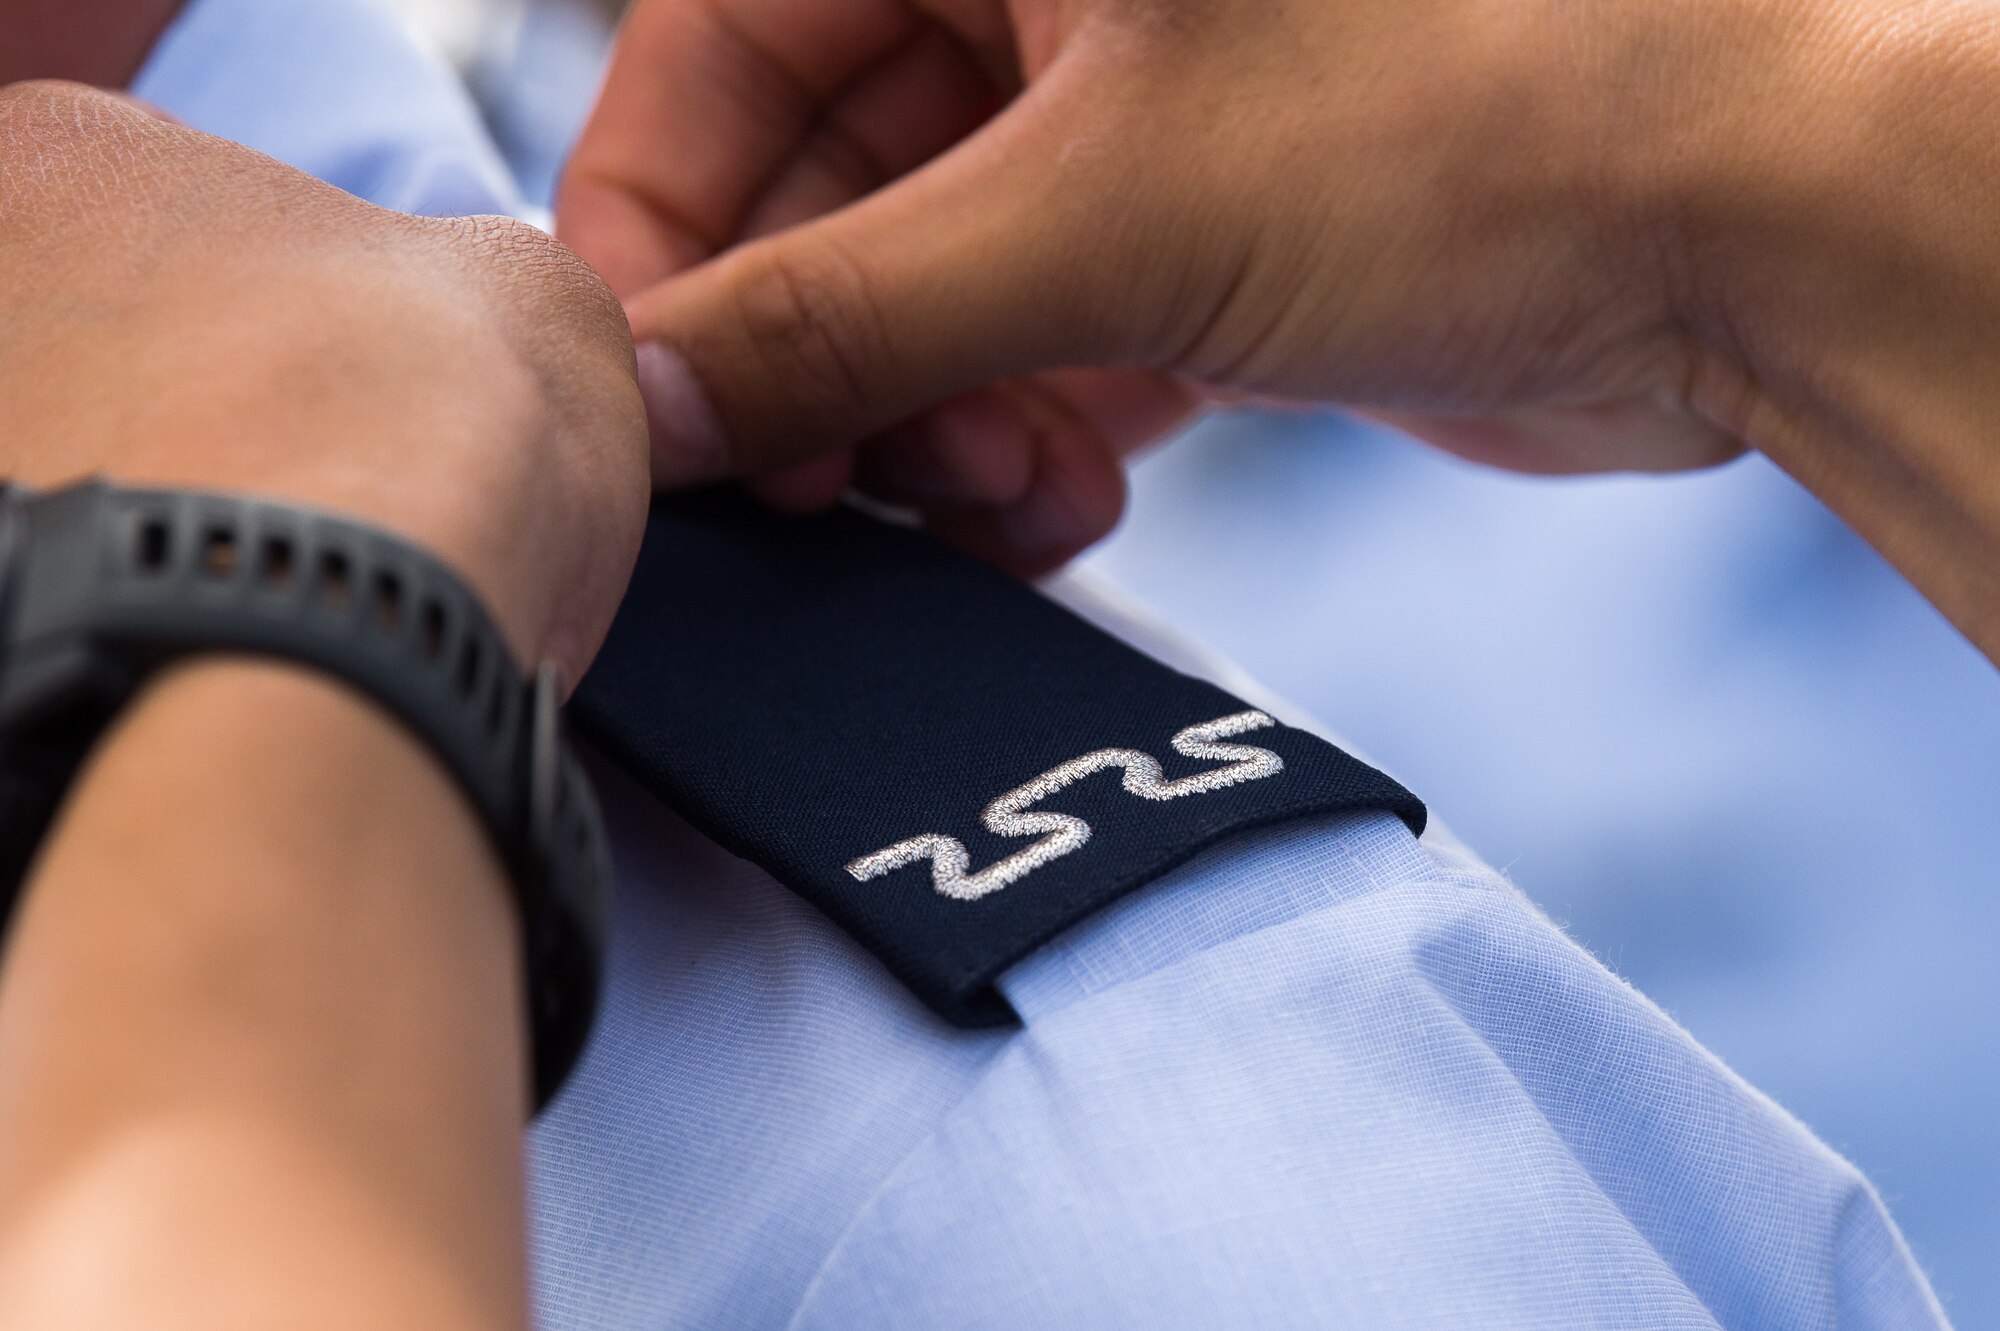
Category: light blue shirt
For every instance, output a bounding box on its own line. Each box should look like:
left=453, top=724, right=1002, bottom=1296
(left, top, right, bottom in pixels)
left=134, top=3, right=1949, bottom=1325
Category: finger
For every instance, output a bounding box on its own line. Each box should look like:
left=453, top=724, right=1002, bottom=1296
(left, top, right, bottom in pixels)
left=741, top=23, right=1000, bottom=241
left=854, top=368, right=1194, bottom=507
left=747, top=447, right=856, bottom=511
left=752, top=368, right=1170, bottom=527
left=625, top=61, right=1155, bottom=486
left=1031, top=366, right=1203, bottom=459
left=924, top=382, right=1130, bottom=577
left=855, top=389, right=1040, bottom=507
left=557, top=0, right=917, bottom=296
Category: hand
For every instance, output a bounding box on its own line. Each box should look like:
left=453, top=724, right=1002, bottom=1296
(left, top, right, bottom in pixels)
left=0, top=80, right=649, bottom=681
left=562, top=0, right=2000, bottom=662
left=558, top=0, right=1799, bottom=573
left=0, top=82, right=651, bottom=1331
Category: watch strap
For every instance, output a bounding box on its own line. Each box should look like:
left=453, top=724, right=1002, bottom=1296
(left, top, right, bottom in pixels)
left=0, top=481, right=606, bottom=1108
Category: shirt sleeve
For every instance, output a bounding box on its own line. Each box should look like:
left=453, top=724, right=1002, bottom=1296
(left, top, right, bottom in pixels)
left=779, top=811, right=1943, bottom=1330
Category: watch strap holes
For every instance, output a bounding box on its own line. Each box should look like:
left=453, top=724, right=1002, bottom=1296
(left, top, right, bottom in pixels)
left=135, top=518, right=171, bottom=573
left=317, top=549, right=353, bottom=612
left=371, top=570, right=403, bottom=633
left=199, top=526, right=239, bottom=580
left=258, top=535, right=295, bottom=591
left=420, top=598, right=447, bottom=661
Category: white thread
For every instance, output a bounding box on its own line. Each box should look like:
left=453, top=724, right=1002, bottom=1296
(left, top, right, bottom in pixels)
left=845, top=710, right=1285, bottom=901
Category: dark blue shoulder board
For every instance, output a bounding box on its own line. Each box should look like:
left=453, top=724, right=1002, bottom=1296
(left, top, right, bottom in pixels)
left=573, top=490, right=1424, bottom=1026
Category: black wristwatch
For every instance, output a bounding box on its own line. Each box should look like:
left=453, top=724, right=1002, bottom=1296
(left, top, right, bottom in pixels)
left=0, top=480, right=608, bottom=1111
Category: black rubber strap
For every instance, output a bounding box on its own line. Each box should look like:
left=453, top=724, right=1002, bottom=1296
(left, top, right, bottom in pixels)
left=0, top=482, right=606, bottom=1108
left=575, top=491, right=1424, bottom=1026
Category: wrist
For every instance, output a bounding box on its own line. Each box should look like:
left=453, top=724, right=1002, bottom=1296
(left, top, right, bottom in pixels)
left=1646, top=0, right=2000, bottom=657
left=0, top=658, right=528, bottom=1327
left=0, top=479, right=609, bottom=1110
left=3, top=656, right=527, bottom=1118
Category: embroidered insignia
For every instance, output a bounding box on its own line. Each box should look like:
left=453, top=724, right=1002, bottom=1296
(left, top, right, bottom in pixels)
left=578, top=490, right=1424, bottom=1022
left=846, top=710, right=1286, bottom=901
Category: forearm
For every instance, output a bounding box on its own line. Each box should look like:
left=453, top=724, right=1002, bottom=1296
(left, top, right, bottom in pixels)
left=0, top=660, right=529, bottom=1331
left=1666, top=0, right=2000, bottom=659
left=0, top=76, right=641, bottom=1331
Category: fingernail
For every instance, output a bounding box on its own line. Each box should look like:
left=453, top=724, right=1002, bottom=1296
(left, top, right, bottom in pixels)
left=633, top=341, right=729, bottom=486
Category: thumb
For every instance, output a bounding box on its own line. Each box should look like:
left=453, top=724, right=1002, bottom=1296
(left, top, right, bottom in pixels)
left=624, top=74, right=1155, bottom=485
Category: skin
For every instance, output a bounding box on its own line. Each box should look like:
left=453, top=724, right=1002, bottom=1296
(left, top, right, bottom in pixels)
left=0, top=81, right=647, bottom=680
left=0, top=82, right=648, bottom=1330
left=564, top=0, right=2000, bottom=666
left=7, top=0, right=2000, bottom=1324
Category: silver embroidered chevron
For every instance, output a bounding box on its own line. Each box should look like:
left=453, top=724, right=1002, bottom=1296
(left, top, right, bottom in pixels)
left=845, top=710, right=1286, bottom=901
